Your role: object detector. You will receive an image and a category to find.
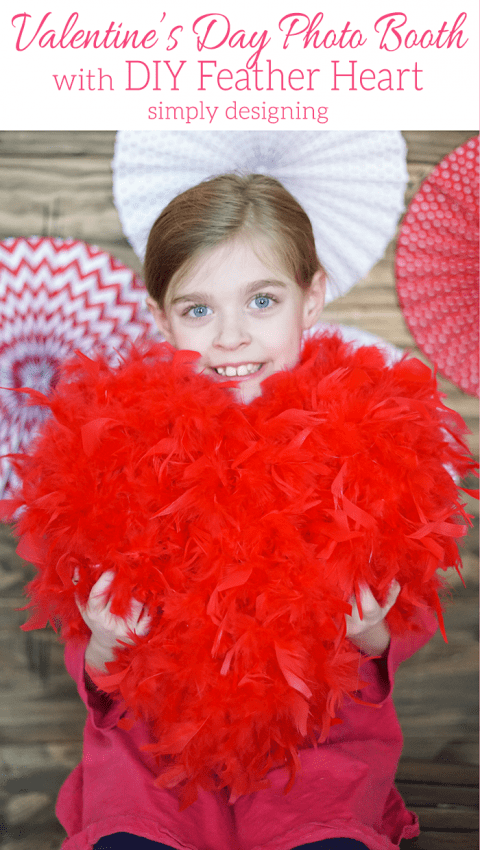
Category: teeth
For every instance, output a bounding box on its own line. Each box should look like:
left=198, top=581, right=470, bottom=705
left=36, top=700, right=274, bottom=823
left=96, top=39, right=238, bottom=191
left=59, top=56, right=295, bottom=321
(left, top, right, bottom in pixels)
left=215, top=363, right=261, bottom=377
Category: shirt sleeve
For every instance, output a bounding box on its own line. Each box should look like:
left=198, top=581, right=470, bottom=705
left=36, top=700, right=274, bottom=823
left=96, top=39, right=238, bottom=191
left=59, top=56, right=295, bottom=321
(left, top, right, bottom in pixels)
left=64, top=639, right=125, bottom=730
left=358, top=607, right=438, bottom=706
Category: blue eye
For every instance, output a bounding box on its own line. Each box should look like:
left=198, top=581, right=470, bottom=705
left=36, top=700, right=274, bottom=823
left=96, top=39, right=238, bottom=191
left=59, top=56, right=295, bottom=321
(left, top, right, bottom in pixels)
left=251, top=294, right=273, bottom=309
left=188, top=304, right=211, bottom=318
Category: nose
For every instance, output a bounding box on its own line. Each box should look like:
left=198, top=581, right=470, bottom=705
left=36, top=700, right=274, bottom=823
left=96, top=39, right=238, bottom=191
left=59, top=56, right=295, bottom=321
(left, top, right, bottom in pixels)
left=213, top=313, right=251, bottom=350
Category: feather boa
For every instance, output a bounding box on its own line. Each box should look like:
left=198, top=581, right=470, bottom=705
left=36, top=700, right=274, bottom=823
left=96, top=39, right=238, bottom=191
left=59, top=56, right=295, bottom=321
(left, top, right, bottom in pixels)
left=2, top=332, right=476, bottom=806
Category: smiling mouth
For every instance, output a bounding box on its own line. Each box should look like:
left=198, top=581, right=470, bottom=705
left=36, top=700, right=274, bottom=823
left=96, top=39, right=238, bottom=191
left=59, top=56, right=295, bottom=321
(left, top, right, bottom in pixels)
left=214, top=363, right=263, bottom=377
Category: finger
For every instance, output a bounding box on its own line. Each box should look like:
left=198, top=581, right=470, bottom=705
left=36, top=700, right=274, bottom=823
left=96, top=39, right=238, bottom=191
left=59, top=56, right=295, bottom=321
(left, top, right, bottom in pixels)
left=139, top=609, right=152, bottom=628
left=87, top=571, right=115, bottom=615
left=345, top=593, right=357, bottom=618
left=383, top=579, right=401, bottom=612
left=129, top=598, right=152, bottom=636
left=135, top=610, right=152, bottom=637
left=91, top=571, right=115, bottom=593
left=355, top=584, right=378, bottom=619
left=127, top=598, right=146, bottom=627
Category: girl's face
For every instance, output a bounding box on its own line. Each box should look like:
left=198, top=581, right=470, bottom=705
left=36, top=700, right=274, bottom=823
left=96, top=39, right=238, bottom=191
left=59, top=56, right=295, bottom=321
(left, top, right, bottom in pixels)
left=147, top=238, right=325, bottom=404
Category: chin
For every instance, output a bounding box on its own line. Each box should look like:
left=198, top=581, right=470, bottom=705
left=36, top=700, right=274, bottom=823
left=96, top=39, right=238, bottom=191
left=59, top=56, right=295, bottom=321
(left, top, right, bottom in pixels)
left=236, top=382, right=262, bottom=405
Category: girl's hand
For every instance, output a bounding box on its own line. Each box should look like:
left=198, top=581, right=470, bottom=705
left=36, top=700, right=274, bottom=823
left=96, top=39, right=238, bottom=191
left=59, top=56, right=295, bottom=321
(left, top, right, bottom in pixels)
left=75, top=570, right=151, bottom=672
left=345, top=580, right=401, bottom=655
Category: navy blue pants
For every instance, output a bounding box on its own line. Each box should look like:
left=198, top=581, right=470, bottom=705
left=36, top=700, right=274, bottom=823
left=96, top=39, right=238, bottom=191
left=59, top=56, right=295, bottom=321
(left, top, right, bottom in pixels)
left=94, top=834, right=368, bottom=849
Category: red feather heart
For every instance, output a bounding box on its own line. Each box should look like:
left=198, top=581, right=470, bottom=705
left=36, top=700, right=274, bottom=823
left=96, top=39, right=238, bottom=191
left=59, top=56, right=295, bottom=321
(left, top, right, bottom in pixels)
left=2, top=332, right=476, bottom=805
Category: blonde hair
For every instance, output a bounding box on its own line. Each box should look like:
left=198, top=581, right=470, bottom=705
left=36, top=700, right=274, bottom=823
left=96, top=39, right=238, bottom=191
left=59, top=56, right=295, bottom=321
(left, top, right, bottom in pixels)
left=144, top=173, right=324, bottom=306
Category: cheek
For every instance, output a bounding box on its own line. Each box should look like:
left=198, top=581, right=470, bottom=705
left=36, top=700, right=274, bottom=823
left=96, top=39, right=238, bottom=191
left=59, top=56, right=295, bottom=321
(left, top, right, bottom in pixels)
left=271, top=322, right=304, bottom=363
left=168, top=319, right=207, bottom=352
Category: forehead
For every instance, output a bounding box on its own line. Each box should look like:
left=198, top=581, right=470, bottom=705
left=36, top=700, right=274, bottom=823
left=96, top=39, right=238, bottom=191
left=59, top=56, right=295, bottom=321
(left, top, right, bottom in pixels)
left=166, top=236, right=293, bottom=301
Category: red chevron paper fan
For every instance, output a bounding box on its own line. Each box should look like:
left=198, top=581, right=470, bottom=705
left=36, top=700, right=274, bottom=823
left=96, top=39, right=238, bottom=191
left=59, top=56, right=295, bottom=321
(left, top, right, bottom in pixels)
left=395, top=136, right=479, bottom=397
left=0, top=237, right=155, bottom=497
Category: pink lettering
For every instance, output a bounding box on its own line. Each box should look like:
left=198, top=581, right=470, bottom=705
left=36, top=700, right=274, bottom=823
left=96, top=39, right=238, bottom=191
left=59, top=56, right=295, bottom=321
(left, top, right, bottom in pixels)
left=279, top=13, right=366, bottom=50
left=193, top=14, right=270, bottom=68
left=10, top=11, right=159, bottom=51
left=11, top=12, right=52, bottom=51
left=375, top=11, right=469, bottom=50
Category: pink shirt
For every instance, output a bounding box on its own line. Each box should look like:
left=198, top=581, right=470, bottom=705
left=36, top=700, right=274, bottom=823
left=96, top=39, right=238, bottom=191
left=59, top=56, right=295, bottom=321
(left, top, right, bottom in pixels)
left=57, top=610, right=437, bottom=850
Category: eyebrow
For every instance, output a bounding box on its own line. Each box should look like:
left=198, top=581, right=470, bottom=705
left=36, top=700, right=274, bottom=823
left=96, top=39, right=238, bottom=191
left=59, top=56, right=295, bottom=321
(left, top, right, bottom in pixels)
left=170, top=280, right=289, bottom=304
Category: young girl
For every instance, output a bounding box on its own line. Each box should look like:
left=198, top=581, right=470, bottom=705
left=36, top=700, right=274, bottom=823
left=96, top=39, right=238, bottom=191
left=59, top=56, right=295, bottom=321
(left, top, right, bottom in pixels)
left=7, top=174, right=475, bottom=850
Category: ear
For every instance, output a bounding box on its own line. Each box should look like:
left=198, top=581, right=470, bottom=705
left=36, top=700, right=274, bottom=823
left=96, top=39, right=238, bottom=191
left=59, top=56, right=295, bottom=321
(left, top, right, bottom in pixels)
left=302, top=270, right=326, bottom=330
left=146, top=297, right=174, bottom=344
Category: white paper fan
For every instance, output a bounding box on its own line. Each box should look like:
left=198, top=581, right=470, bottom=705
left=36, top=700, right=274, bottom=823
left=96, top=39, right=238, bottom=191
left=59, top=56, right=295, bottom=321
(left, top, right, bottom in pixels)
left=112, top=130, right=408, bottom=303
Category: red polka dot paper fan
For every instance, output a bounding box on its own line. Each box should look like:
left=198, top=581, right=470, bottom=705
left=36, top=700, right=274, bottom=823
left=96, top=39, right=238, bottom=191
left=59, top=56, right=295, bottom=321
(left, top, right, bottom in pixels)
left=0, top=236, right=155, bottom=497
left=395, top=136, right=479, bottom=397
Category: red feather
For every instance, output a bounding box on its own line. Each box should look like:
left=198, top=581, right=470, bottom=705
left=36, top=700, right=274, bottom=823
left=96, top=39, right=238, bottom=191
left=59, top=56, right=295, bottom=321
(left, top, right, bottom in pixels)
left=3, top=332, right=476, bottom=804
